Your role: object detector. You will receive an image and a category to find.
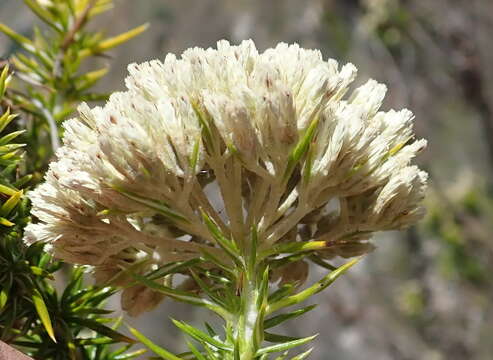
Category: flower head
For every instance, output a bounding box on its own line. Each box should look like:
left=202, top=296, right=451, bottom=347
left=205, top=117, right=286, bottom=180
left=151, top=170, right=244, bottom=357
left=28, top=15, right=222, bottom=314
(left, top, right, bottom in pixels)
left=25, top=40, right=427, bottom=313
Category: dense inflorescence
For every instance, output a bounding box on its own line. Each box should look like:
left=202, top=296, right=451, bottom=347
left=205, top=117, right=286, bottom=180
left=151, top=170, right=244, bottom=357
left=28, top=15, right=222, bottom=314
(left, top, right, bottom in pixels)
left=25, top=40, right=427, bottom=315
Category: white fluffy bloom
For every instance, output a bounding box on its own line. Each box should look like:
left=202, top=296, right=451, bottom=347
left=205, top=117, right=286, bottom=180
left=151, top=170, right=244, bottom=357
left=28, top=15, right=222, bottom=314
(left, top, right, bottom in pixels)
left=25, top=40, right=427, bottom=314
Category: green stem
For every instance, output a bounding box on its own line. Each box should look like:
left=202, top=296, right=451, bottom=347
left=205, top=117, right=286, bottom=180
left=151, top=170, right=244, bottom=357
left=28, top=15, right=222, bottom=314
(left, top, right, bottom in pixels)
left=233, top=232, right=265, bottom=360
left=237, top=277, right=260, bottom=359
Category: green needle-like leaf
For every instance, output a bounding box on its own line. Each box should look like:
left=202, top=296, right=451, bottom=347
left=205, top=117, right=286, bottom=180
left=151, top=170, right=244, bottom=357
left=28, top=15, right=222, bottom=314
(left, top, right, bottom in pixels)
left=111, top=184, right=188, bottom=222
left=291, top=348, right=314, bottom=360
left=172, top=319, right=232, bottom=352
left=189, top=136, right=201, bottom=172
left=22, top=0, right=60, bottom=31
left=0, top=217, right=14, bottom=226
left=0, top=184, right=17, bottom=196
left=147, top=258, right=202, bottom=281
left=0, top=282, right=10, bottom=310
left=264, top=332, right=302, bottom=343
left=68, top=317, right=136, bottom=344
left=80, top=24, right=149, bottom=58
left=76, top=67, right=109, bottom=91
left=189, top=269, right=228, bottom=309
left=186, top=340, right=207, bottom=360
left=248, top=225, right=259, bottom=273
left=204, top=322, right=217, bottom=337
left=201, top=209, right=243, bottom=266
left=256, top=334, right=317, bottom=356
left=0, top=23, right=36, bottom=53
left=0, top=130, right=26, bottom=145
left=32, top=289, right=56, bottom=343
left=273, top=351, right=289, bottom=360
left=302, top=145, right=314, bottom=185
left=264, top=305, right=317, bottom=329
left=113, top=348, right=147, bottom=359
left=0, top=108, right=16, bottom=132
left=267, top=258, right=360, bottom=314
left=129, top=271, right=230, bottom=319
left=283, top=116, right=320, bottom=182
left=128, top=325, right=182, bottom=360
left=259, top=240, right=328, bottom=260
left=0, top=190, right=23, bottom=216
left=0, top=65, right=11, bottom=97
left=268, top=283, right=297, bottom=303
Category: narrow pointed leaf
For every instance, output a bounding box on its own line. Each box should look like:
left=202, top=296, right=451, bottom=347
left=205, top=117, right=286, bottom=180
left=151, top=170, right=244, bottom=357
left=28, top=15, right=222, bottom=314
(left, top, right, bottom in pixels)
left=128, top=325, right=182, bottom=360
left=0, top=184, right=16, bottom=197
left=32, top=289, right=56, bottom=343
left=172, top=319, right=232, bottom=351
left=0, top=108, right=16, bottom=132
left=23, top=0, right=60, bottom=30
left=191, top=102, right=214, bottom=152
left=268, top=258, right=360, bottom=314
left=189, top=136, right=201, bottom=172
left=204, top=322, right=217, bottom=336
left=77, top=67, right=109, bottom=91
left=30, top=266, right=54, bottom=279
left=283, top=117, right=320, bottom=182
left=0, top=65, right=10, bottom=97
left=0, top=288, right=9, bottom=310
left=264, top=332, right=302, bottom=343
left=257, top=265, right=270, bottom=309
left=186, top=341, right=207, bottom=360
left=111, top=184, right=188, bottom=222
left=13, top=175, right=32, bottom=189
left=200, top=210, right=242, bottom=266
left=147, top=258, right=202, bottom=280
left=0, top=130, right=26, bottom=145
left=80, top=24, right=149, bottom=58
left=129, top=271, right=230, bottom=319
left=112, top=348, right=147, bottom=359
left=273, top=352, right=289, bottom=360
left=260, top=241, right=328, bottom=260
left=264, top=305, right=317, bottom=329
left=108, top=342, right=133, bottom=358
left=302, top=145, right=314, bottom=185
left=0, top=24, right=36, bottom=53
left=309, top=255, right=337, bottom=271
left=0, top=217, right=14, bottom=226
left=291, top=348, right=313, bottom=360
left=199, top=249, right=235, bottom=276
left=256, top=334, right=317, bottom=356
left=268, top=283, right=296, bottom=303
left=189, top=269, right=227, bottom=308
left=68, top=317, right=135, bottom=343
left=249, top=225, right=258, bottom=273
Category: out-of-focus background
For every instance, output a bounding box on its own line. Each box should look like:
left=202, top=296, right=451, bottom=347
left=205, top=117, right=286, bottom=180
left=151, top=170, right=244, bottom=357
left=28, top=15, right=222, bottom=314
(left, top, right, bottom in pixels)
left=2, top=1, right=493, bottom=359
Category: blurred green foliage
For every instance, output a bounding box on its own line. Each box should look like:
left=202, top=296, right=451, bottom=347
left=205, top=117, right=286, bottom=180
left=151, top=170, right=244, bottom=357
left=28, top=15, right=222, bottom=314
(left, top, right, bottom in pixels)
left=426, top=185, right=493, bottom=286
left=0, top=0, right=147, bottom=180
left=321, top=1, right=493, bottom=357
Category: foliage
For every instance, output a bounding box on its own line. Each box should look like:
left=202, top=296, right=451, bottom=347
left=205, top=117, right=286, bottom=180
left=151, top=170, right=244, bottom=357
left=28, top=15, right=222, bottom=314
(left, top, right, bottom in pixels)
left=0, top=1, right=440, bottom=359
left=425, top=184, right=493, bottom=285
left=124, top=225, right=359, bottom=359
left=0, top=0, right=147, bottom=179
left=0, top=246, right=145, bottom=360
left=21, top=34, right=427, bottom=358
left=0, top=0, right=146, bottom=358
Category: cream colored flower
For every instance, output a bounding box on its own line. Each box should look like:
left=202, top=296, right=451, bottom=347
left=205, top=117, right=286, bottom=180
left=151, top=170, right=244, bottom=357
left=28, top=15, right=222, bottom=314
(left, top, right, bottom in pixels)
left=25, top=40, right=427, bottom=314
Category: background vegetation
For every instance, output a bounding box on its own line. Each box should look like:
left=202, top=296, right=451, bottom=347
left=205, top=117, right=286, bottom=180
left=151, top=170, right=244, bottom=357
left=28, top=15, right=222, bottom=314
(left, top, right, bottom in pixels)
left=1, top=0, right=492, bottom=359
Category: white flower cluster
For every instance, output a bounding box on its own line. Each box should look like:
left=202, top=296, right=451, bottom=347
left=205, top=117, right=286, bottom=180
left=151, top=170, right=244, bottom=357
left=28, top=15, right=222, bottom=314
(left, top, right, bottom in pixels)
left=25, top=40, right=427, bottom=314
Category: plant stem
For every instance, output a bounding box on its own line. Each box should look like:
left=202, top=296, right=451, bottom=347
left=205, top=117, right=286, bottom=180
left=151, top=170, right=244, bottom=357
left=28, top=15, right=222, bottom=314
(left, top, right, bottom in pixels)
left=231, top=230, right=266, bottom=360
left=237, top=276, right=260, bottom=359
